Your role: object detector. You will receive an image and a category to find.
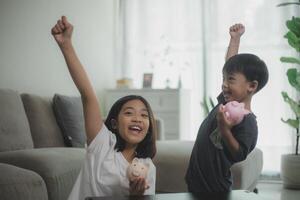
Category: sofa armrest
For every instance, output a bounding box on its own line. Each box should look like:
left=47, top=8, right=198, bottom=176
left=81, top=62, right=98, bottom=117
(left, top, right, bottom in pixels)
left=154, top=141, right=193, bottom=193
left=231, top=148, right=263, bottom=191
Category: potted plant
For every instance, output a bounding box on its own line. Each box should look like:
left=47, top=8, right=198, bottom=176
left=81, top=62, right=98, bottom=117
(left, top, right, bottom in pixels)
left=278, top=1, right=300, bottom=189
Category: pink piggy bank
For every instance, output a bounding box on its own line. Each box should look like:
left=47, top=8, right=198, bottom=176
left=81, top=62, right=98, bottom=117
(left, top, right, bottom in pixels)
left=127, top=158, right=149, bottom=182
left=223, top=101, right=250, bottom=125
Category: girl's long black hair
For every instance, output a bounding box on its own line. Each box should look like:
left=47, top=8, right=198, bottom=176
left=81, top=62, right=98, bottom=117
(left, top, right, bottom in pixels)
left=104, top=95, right=157, bottom=158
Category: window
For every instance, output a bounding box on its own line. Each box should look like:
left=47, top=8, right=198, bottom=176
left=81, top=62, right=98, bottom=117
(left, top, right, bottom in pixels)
left=116, top=0, right=298, bottom=174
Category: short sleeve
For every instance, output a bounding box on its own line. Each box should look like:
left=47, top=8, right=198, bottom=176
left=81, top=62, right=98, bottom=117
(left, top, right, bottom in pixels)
left=87, top=124, right=117, bottom=155
left=224, top=113, right=258, bottom=163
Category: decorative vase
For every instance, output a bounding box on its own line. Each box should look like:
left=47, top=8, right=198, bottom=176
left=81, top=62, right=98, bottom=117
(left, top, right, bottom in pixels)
left=281, top=154, right=300, bottom=189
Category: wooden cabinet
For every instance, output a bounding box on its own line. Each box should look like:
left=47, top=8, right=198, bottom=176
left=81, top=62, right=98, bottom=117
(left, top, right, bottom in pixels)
left=104, top=89, right=191, bottom=140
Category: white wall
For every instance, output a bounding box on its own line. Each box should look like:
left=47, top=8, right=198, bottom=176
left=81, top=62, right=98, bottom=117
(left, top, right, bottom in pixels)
left=0, top=0, right=115, bottom=103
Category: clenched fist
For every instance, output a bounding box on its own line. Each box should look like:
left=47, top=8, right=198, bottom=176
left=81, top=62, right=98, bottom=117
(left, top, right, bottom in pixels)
left=51, top=16, right=73, bottom=47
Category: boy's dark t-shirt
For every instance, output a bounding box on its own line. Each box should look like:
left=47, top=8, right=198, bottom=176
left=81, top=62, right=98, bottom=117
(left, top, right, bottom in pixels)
left=185, top=96, right=258, bottom=193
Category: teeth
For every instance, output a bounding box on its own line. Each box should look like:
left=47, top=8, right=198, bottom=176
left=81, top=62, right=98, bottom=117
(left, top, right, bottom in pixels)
left=130, top=126, right=141, bottom=131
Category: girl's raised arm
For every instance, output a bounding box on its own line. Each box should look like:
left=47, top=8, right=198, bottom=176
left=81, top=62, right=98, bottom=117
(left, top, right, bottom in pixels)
left=51, top=16, right=102, bottom=145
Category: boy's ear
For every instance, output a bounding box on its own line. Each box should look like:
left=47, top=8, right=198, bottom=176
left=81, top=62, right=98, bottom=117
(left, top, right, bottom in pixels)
left=248, top=80, right=258, bottom=93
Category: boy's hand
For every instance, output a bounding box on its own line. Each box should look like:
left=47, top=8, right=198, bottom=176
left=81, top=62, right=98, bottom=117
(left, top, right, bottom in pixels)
left=229, top=23, right=245, bottom=39
left=51, top=16, right=73, bottom=47
left=216, top=105, right=234, bottom=136
left=225, top=23, right=245, bottom=60
left=129, top=178, right=149, bottom=196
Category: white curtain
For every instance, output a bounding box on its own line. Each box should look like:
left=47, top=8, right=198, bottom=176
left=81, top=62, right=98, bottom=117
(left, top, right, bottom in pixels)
left=116, top=0, right=204, bottom=139
left=117, top=0, right=298, bottom=174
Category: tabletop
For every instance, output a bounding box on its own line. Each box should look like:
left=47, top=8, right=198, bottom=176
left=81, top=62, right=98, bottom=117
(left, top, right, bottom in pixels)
left=85, top=190, right=268, bottom=200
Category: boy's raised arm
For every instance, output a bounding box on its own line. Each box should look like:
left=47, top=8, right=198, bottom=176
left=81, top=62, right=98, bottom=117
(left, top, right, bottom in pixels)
left=225, top=23, right=245, bottom=61
left=51, top=16, right=102, bottom=145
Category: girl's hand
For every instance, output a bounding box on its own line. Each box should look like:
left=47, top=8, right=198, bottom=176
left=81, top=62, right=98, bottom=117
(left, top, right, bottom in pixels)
left=229, top=23, right=245, bottom=39
left=51, top=16, right=73, bottom=47
left=129, top=178, right=149, bottom=196
left=216, top=105, right=234, bottom=136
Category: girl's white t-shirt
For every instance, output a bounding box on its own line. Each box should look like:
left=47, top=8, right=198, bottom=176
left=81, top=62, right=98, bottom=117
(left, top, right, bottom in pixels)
left=67, top=125, right=156, bottom=200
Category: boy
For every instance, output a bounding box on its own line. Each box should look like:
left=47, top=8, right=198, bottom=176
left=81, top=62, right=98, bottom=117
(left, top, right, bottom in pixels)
left=185, top=24, right=269, bottom=193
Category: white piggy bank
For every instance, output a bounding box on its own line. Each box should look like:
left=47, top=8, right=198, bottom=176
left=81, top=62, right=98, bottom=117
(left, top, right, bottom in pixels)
left=127, top=158, right=149, bottom=181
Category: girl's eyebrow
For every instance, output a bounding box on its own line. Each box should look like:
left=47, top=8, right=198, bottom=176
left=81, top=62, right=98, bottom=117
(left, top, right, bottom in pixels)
left=122, top=106, right=148, bottom=112
left=123, top=106, right=134, bottom=110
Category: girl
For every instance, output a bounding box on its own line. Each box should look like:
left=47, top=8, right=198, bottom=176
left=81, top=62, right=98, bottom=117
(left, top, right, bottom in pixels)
left=51, top=16, right=157, bottom=199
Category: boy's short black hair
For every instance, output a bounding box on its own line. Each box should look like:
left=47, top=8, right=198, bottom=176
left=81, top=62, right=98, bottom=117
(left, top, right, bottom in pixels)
left=223, top=53, right=269, bottom=93
left=104, top=95, right=157, bottom=159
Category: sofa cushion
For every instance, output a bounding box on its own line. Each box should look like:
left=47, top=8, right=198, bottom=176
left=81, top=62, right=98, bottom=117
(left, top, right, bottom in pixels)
left=52, top=94, right=86, bottom=147
left=0, top=89, right=33, bottom=152
left=0, top=163, right=48, bottom=200
left=21, top=93, right=65, bottom=148
left=0, top=148, right=86, bottom=200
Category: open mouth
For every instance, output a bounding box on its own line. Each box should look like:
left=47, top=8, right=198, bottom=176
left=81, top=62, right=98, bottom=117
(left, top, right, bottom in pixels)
left=128, top=125, right=143, bottom=134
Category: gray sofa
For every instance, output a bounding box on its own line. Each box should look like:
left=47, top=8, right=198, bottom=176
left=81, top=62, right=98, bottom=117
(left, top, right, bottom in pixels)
left=0, top=88, right=263, bottom=200
left=0, top=89, right=85, bottom=200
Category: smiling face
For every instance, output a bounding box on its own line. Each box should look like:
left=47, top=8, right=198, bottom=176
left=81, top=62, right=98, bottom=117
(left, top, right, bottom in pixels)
left=222, top=72, right=254, bottom=103
left=116, top=99, right=150, bottom=146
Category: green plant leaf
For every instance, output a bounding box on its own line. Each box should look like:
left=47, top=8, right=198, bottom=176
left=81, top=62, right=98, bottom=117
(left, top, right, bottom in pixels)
left=280, top=56, right=300, bottom=65
left=282, top=91, right=300, bottom=117
left=287, top=68, right=300, bottom=91
left=281, top=118, right=299, bottom=129
left=200, top=97, right=209, bottom=116
left=201, top=96, right=216, bottom=116
left=278, top=0, right=300, bottom=155
left=209, top=97, right=215, bottom=109
left=287, top=17, right=300, bottom=37
left=285, top=31, right=300, bottom=52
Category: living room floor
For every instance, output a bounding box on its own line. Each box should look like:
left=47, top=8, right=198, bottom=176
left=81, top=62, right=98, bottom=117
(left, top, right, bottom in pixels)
left=256, top=181, right=300, bottom=200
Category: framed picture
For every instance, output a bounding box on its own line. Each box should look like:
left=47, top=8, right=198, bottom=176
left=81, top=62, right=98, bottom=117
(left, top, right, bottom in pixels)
left=143, top=73, right=153, bottom=88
